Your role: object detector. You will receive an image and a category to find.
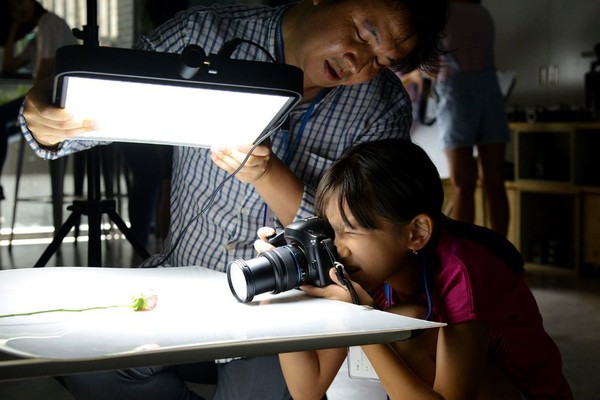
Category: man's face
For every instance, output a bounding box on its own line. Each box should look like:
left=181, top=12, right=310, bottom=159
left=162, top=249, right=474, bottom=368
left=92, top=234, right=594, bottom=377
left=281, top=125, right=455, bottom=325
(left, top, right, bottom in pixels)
left=288, top=0, right=416, bottom=88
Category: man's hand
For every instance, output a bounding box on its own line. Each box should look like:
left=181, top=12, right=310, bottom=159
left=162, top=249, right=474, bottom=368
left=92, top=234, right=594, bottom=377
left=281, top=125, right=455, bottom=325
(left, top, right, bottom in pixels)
left=210, top=144, right=272, bottom=183
left=22, top=77, right=99, bottom=147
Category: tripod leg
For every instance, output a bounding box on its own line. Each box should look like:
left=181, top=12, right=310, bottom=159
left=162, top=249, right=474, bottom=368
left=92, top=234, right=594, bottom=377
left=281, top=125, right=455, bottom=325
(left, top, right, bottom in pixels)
left=49, top=158, right=67, bottom=256
left=9, top=135, right=26, bottom=250
left=34, top=211, right=80, bottom=267
left=73, top=152, right=86, bottom=241
left=106, top=207, right=151, bottom=261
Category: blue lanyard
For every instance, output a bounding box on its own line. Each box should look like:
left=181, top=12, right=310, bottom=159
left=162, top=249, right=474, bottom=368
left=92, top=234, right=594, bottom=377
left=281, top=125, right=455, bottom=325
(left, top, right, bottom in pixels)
left=276, top=14, right=285, bottom=63
left=281, top=89, right=329, bottom=165
left=384, top=260, right=432, bottom=321
left=264, top=15, right=325, bottom=223
left=275, top=13, right=329, bottom=165
left=384, top=282, right=393, bottom=306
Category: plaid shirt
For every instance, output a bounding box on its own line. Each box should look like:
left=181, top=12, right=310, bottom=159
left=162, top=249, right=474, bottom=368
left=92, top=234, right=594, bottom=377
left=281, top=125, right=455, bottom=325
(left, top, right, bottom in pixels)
left=21, top=4, right=412, bottom=271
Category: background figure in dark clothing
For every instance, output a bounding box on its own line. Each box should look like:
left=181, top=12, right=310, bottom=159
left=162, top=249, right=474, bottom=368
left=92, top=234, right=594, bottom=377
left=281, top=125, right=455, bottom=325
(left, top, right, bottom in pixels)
left=0, top=0, right=77, bottom=200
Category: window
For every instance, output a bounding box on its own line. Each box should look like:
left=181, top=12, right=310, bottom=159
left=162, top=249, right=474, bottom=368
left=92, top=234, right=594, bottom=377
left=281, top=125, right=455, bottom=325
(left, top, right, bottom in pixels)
left=40, top=0, right=134, bottom=47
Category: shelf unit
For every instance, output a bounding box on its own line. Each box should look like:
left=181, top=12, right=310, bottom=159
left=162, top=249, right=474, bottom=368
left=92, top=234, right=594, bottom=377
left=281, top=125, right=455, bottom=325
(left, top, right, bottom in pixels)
left=510, top=122, right=600, bottom=274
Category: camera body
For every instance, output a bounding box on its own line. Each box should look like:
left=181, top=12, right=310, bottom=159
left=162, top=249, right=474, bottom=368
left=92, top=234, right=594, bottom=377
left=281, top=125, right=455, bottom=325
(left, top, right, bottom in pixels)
left=227, top=216, right=337, bottom=303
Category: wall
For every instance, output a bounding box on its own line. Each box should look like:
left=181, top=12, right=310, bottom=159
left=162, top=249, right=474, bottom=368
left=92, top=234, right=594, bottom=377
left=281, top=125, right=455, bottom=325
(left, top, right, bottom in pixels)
left=484, top=0, right=599, bottom=108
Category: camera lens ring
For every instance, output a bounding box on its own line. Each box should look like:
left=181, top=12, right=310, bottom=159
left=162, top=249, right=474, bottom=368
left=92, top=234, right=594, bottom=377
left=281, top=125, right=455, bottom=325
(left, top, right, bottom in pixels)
left=226, top=245, right=307, bottom=303
left=277, top=246, right=302, bottom=293
left=261, top=246, right=303, bottom=292
left=227, top=259, right=255, bottom=303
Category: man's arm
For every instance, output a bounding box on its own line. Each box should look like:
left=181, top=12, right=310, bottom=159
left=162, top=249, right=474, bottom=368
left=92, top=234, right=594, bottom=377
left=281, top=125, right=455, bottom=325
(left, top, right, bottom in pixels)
left=21, top=77, right=99, bottom=148
left=210, top=144, right=304, bottom=226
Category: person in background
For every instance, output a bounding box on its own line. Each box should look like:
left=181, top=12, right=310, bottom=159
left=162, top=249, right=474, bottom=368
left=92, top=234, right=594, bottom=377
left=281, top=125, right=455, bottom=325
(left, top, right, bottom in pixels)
left=398, top=69, right=423, bottom=131
left=398, top=68, right=437, bottom=132
left=18, top=0, right=448, bottom=398
left=0, top=0, right=77, bottom=200
left=272, top=139, right=572, bottom=400
left=436, top=0, right=510, bottom=236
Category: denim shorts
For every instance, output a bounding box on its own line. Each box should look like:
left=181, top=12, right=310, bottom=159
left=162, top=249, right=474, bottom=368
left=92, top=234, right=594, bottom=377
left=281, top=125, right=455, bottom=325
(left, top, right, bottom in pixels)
left=436, top=72, right=510, bottom=150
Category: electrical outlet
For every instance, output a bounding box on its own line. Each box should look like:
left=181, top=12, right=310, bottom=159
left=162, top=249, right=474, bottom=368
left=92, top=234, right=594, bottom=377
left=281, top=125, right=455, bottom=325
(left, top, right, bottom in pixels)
left=347, top=346, right=379, bottom=381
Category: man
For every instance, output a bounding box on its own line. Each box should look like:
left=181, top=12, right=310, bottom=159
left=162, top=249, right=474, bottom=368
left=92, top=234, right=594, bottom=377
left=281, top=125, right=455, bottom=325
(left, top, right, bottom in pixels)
left=19, top=0, right=448, bottom=398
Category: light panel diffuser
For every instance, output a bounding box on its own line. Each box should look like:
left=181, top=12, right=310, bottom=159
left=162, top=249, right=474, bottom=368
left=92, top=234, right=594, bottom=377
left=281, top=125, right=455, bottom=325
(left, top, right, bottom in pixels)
left=53, top=45, right=303, bottom=148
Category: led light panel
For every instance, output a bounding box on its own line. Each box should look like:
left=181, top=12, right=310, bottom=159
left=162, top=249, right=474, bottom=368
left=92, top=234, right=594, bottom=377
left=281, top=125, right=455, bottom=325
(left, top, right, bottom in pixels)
left=53, top=45, right=303, bottom=148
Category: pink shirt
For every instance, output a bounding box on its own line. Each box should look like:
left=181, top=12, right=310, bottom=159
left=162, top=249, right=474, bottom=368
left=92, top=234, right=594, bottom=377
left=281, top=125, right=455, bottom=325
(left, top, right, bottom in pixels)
left=373, top=230, right=573, bottom=399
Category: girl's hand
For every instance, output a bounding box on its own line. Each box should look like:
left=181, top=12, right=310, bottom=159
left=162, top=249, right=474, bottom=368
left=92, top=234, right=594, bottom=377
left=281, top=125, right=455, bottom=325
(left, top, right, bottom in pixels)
left=210, top=144, right=273, bottom=183
left=301, top=267, right=375, bottom=306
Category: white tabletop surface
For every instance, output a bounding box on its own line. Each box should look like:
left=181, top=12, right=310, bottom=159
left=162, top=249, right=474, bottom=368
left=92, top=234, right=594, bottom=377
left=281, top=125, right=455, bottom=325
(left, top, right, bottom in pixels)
left=0, top=266, right=443, bottom=380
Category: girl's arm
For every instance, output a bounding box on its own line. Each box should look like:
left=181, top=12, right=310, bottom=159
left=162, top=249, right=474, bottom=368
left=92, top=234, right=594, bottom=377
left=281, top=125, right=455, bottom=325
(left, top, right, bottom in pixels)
left=430, top=320, right=490, bottom=399
left=363, top=320, right=490, bottom=400
left=361, top=342, right=440, bottom=399
left=278, top=268, right=374, bottom=399
left=279, top=347, right=347, bottom=400
left=278, top=262, right=491, bottom=399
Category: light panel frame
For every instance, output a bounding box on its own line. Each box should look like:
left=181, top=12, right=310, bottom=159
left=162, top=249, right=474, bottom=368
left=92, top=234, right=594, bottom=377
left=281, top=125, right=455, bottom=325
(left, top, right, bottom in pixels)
left=52, top=45, right=303, bottom=148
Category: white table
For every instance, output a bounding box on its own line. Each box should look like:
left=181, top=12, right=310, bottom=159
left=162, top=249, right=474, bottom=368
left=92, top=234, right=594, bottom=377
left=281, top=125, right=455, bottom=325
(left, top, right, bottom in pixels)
left=0, top=266, right=443, bottom=381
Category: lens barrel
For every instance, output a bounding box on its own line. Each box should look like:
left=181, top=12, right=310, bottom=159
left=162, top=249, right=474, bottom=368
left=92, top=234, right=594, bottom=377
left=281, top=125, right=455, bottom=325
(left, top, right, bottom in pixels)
left=227, top=245, right=306, bottom=303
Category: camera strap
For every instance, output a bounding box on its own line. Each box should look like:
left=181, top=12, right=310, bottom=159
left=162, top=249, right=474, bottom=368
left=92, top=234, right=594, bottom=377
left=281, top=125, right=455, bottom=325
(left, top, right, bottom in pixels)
left=322, top=238, right=360, bottom=305
left=334, top=264, right=360, bottom=305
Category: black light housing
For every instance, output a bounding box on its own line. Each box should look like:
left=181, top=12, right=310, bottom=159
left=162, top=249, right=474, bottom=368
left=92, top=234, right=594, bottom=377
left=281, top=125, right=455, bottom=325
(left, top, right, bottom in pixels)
left=52, top=44, right=303, bottom=147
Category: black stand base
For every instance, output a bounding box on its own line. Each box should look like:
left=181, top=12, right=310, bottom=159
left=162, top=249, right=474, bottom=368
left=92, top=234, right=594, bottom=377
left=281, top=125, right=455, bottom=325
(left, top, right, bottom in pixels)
left=33, top=146, right=151, bottom=268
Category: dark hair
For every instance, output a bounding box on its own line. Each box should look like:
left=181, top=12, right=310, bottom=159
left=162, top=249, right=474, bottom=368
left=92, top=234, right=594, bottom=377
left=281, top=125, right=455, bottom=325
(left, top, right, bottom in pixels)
left=33, top=0, right=46, bottom=19
left=386, top=0, right=449, bottom=74
left=315, top=139, right=444, bottom=233
left=315, top=138, right=524, bottom=273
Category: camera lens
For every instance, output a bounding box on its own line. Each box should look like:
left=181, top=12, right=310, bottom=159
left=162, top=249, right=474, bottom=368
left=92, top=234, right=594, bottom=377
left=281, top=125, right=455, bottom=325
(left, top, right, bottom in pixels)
left=227, top=245, right=306, bottom=303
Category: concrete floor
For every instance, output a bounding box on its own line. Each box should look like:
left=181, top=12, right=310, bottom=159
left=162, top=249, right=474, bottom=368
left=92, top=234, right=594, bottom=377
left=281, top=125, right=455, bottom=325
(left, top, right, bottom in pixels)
left=1, top=143, right=599, bottom=399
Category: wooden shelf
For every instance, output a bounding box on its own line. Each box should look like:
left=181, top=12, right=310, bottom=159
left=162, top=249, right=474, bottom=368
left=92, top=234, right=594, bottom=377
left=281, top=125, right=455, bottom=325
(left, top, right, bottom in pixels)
left=509, top=122, right=600, bottom=131
left=509, top=122, right=600, bottom=274
left=523, top=263, right=577, bottom=276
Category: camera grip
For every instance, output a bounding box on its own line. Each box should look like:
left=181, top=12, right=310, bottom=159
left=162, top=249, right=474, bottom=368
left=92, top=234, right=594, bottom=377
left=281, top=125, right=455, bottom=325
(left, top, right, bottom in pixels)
left=266, top=231, right=286, bottom=247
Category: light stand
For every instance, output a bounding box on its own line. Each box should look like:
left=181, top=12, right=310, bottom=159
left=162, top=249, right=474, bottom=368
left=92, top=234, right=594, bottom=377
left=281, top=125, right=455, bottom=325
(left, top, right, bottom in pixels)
left=34, top=0, right=150, bottom=267
left=34, top=2, right=303, bottom=268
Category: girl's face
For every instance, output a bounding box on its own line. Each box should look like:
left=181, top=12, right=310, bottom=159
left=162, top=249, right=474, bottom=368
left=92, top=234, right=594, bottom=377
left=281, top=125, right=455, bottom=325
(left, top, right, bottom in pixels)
left=324, top=199, right=413, bottom=291
left=286, top=0, right=416, bottom=89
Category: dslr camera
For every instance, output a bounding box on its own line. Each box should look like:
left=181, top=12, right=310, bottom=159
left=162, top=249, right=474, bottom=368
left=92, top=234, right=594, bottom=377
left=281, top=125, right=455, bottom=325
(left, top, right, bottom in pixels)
left=227, top=216, right=338, bottom=303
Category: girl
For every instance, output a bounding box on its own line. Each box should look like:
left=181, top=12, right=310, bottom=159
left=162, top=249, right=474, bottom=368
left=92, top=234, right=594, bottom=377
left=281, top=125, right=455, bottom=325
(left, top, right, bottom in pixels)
left=259, top=139, right=572, bottom=399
